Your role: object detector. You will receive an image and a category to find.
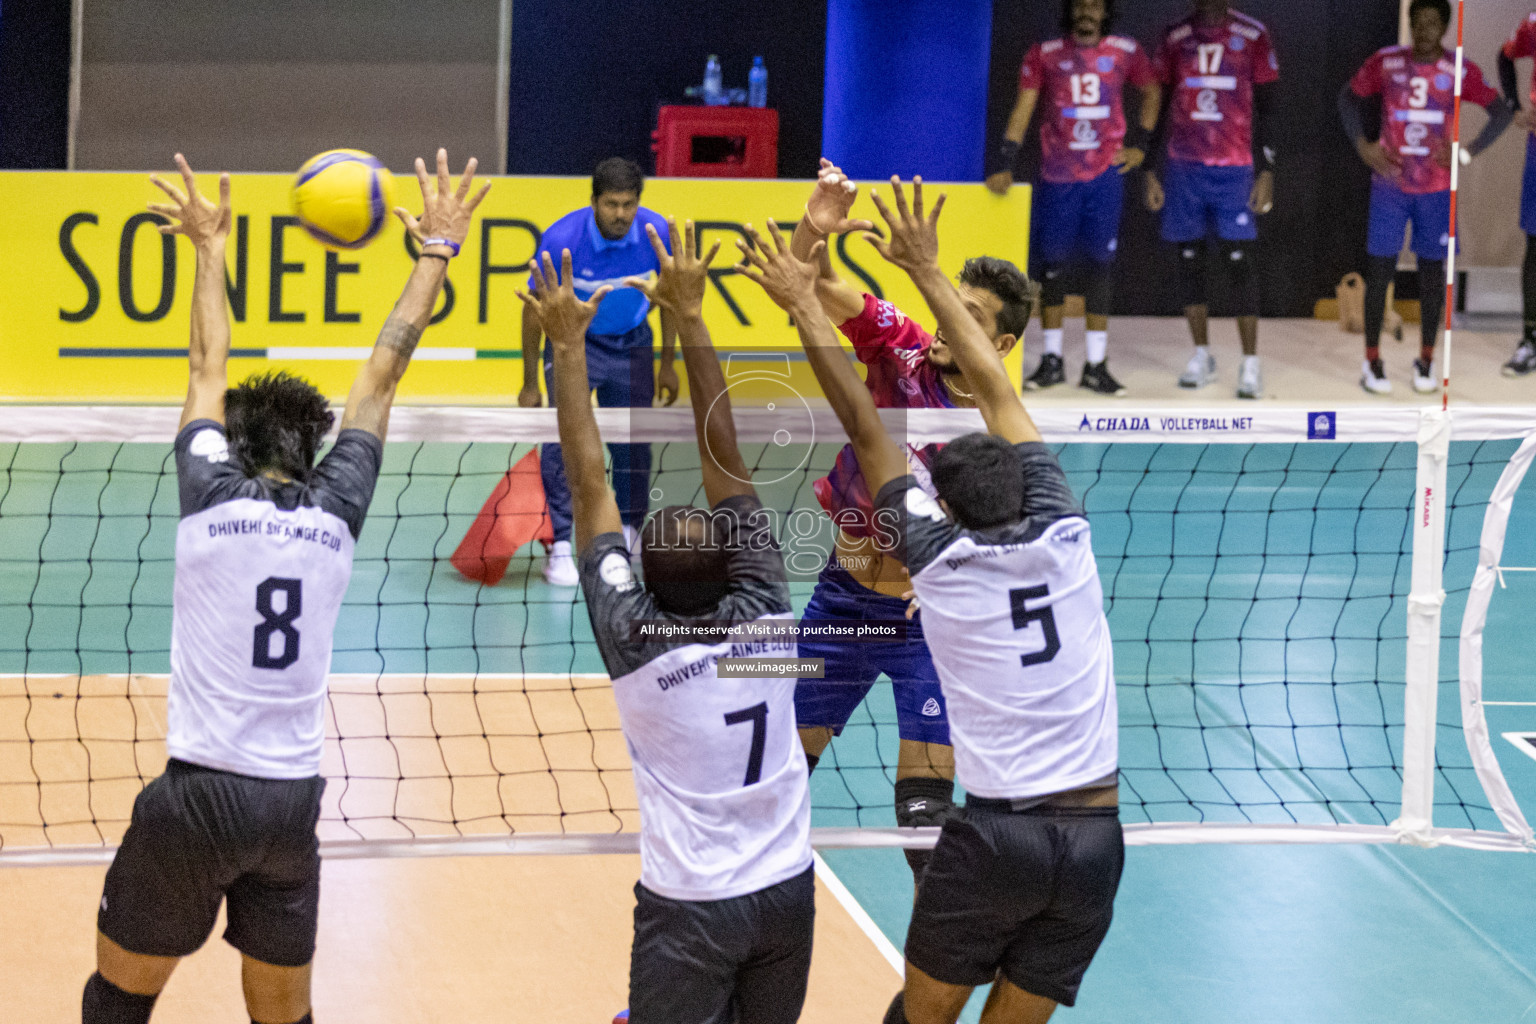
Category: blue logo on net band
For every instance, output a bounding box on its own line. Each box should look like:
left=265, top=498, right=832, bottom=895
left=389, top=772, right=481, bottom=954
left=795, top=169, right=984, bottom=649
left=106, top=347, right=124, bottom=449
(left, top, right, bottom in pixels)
left=1308, top=412, right=1337, bottom=440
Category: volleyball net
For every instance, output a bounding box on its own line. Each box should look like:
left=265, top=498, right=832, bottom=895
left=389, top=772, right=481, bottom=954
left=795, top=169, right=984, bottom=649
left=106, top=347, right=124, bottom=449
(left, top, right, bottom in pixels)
left=2, top=403, right=1534, bottom=865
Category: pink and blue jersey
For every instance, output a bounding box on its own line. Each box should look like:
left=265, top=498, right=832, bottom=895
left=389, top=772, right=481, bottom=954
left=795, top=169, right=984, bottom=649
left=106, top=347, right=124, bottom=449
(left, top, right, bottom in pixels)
left=814, top=295, right=950, bottom=539
left=1021, top=35, right=1157, bottom=184
left=1352, top=46, right=1498, bottom=195
left=1504, top=14, right=1536, bottom=107
left=1155, top=10, right=1279, bottom=168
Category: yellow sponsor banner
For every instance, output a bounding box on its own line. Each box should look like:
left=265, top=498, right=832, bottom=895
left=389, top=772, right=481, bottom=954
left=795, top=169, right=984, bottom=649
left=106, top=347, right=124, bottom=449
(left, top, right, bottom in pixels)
left=0, top=172, right=1030, bottom=403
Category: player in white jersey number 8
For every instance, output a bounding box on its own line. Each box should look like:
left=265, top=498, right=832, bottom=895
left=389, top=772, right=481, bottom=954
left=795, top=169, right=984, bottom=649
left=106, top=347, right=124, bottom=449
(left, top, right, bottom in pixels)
left=521, top=221, right=815, bottom=1024
left=83, top=151, right=488, bottom=1024
left=736, top=183, right=1122, bottom=1024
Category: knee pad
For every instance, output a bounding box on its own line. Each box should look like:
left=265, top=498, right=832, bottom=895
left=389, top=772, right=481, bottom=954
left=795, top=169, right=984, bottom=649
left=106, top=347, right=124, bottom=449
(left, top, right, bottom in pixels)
left=1084, top=260, right=1115, bottom=318
left=83, top=973, right=157, bottom=1024
left=1177, top=241, right=1208, bottom=309
left=883, top=991, right=911, bottom=1024
left=895, top=776, right=957, bottom=878
left=1219, top=241, right=1259, bottom=316
left=1039, top=263, right=1067, bottom=310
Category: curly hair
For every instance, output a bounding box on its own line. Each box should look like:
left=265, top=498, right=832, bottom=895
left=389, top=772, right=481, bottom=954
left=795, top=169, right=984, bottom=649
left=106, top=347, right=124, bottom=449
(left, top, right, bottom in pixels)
left=224, top=371, right=334, bottom=480
left=959, top=256, right=1037, bottom=341
left=1061, top=0, right=1115, bottom=35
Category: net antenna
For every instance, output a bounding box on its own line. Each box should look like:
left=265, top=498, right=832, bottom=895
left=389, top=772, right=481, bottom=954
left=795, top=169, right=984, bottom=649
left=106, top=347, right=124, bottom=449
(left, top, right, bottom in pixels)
left=1442, top=0, right=1467, bottom=410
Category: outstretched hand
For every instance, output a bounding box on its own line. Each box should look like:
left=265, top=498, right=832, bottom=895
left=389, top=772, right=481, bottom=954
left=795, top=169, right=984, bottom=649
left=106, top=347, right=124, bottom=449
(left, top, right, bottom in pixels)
left=805, top=158, right=876, bottom=236
left=734, top=220, right=824, bottom=312
left=148, top=154, right=231, bottom=247
left=395, top=148, right=492, bottom=250
left=864, top=176, right=944, bottom=275
left=519, top=249, right=613, bottom=348
left=621, top=218, right=721, bottom=320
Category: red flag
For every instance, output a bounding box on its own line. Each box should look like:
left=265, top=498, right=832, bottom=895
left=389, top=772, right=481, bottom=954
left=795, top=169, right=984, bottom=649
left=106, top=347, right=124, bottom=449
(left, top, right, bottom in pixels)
left=450, top=449, right=554, bottom=585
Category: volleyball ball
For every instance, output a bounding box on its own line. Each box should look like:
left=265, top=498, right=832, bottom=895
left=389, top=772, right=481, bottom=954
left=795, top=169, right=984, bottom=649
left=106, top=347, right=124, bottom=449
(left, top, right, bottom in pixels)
left=291, top=149, right=394, bottom=250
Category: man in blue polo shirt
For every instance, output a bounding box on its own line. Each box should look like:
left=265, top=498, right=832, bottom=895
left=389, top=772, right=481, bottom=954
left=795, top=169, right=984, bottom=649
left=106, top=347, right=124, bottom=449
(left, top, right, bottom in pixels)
left=519, top=157, right=676, bottom=586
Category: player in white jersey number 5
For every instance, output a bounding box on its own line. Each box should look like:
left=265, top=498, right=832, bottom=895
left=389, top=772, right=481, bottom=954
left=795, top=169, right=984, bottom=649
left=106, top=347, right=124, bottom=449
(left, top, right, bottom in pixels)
left=83, top=151, right=488, bottom=1024
left=520, top=219, right=813, bottom=1024
left=736, top=183, right=1121, bottom=1024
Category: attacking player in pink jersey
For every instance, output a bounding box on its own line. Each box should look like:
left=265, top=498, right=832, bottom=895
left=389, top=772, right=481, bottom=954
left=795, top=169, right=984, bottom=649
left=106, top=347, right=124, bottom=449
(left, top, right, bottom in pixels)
left=989, top=0, right=1160, bottom=397
left=1498, top=9, right=1536, bottom=377
left=1145, top=0, right=1279, bottom=399
left=1341, top=0, right=1510, bottom=395
left=787, top=163, right=1033, bottom=885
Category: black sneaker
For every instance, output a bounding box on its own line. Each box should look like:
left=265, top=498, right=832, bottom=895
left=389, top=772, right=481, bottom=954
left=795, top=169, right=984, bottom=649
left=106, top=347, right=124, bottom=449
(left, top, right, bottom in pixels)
left=1504, top=341, right=1536, bottom=377
left=1025, top=353, right=1066, bottom=390
left=1079, top=361, right=1128, bottom=396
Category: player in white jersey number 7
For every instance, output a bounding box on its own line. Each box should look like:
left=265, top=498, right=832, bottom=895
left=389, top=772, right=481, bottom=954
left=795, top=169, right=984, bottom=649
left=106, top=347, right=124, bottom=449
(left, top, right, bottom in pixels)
left=736, top=185, right=1122, bottom=1024
left=83, top=150, right=487, bottom=1024
left=521, top=221, right=815, bottom=1024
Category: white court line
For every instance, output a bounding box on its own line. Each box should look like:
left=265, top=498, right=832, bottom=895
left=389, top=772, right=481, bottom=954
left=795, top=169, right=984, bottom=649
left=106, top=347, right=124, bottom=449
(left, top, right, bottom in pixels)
left=812, top=850, right=904, bottom=977
left=1502, top=733, right=1536, bottom=764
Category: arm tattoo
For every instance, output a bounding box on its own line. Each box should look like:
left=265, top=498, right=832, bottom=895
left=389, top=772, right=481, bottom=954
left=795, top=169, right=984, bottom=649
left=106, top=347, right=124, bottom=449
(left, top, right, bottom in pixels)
left=377, top=313, right=424, bottom=361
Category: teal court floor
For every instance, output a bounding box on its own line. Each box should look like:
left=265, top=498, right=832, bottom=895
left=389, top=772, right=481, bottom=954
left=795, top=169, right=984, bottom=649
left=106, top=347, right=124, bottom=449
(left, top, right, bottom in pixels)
left=3, top=434, right=1535, bottom=1021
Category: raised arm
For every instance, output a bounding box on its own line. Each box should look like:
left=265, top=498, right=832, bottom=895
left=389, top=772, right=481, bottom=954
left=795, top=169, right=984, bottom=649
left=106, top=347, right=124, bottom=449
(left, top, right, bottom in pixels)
left=339, top=149, right=490, bottom=441
left=623, top=218, right=750, bottom=506
left=521, top=250, right=621, bottom=552
left=789, top=159, right=873, bottom=326
left=149, top=155, right=233, bottom=430
left=737, top=220, right=908, bottom=498
left=865, top=178, right=1041, bottom=445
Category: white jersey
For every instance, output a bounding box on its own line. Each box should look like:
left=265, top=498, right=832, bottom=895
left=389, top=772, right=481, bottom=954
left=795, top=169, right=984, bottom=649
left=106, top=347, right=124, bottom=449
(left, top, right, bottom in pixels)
left=167, top=420, right=382, bottom=779
left=875, top=442, right=1118, bottom=800
left=580, top=495, right=812, bottom=902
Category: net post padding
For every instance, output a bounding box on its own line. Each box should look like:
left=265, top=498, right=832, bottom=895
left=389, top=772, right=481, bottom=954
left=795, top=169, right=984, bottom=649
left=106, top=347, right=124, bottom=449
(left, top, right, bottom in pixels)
left=1458, top=431, right=1536, bottom=848
left=1394, top=409, right=1452, bottom=846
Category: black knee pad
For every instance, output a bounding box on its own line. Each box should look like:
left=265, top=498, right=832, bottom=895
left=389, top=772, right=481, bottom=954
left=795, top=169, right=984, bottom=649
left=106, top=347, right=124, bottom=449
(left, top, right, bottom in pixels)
left=83, top=973, right=157, bottom=1024
left=883, top=991, right=910, bottom=1024
left=1039, top=263, right=1067, bottom=310
left=895, top=776, right=957, bottom=879
left=1084, top=260, right=1115, bottom=318
left=1177, top=240, right=1208, bottom=309
left=1219, top=241, right=1259, bottom=316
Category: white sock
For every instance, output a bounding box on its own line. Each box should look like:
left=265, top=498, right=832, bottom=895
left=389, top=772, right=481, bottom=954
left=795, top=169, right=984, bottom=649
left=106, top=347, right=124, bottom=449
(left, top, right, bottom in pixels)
left=1043, top=329, right=1064, bottom=357
left=1085, top=330, right=1108, bottom=365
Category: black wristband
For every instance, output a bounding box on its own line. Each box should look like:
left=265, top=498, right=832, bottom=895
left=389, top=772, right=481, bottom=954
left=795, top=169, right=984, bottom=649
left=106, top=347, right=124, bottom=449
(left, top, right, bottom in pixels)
left=999, top=139, right=1021, bottom=167
left=1124, top=122, right=1151, bottom=153
left=419, top=252, right=450, bottom=263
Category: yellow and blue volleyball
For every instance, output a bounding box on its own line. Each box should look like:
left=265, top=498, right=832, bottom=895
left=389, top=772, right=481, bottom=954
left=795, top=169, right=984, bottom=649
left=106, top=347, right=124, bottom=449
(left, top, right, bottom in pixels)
left=291, top=149, right=394, bottom=250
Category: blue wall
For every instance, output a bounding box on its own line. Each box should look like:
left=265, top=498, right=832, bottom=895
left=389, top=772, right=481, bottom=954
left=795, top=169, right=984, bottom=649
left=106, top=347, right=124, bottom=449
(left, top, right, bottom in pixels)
left=823, top=0, right=994, bottom=182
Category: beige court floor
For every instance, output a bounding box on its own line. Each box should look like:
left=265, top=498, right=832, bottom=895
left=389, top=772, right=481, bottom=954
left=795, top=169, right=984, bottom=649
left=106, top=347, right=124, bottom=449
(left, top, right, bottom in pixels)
left=1, top=854, right=900, bottom=1023
left=1019, top=315, right=1536, bottom=405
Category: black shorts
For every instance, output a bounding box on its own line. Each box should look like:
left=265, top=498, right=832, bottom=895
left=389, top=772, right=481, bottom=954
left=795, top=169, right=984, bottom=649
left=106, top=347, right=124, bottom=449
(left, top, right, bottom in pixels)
left=904, top=801, right=1123, bottom=1007
left=630, top=864, right=815, bottom=1024
left=98, top=758, right=325, bottom=968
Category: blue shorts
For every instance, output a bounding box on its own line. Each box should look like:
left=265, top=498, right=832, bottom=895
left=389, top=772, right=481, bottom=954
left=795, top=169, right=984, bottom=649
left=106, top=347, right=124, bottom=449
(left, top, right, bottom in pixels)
left=1367, top=179, right=1453, bottom=261
left=1522, top=134, right=1536, bottom=237
left=1159, top=160, right=1257, bottom=243
left=793, top=559, right=949, bottom=746
left=1033, top=168, right=1125, bottom=267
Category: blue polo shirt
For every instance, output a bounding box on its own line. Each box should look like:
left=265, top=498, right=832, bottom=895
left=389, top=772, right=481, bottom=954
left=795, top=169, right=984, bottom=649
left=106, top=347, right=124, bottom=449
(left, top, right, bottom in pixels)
left=533, top=206, right=671, bottom=341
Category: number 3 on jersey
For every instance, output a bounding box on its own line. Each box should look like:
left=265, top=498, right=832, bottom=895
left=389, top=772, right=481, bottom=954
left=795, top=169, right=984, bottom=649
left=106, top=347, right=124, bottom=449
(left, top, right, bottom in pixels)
left=1009, top=585, right=1061, bottom=667
left=253, top=577, right=302, bottom=670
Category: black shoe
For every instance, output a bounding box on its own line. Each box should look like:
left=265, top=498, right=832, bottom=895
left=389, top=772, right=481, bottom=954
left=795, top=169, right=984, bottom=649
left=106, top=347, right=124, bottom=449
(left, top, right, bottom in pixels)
left=1025, top=353, right=1066, bottom=390
left=1079, top=361, right=1127, bottom=396
left=1504, top=341, right=1536, bottom=377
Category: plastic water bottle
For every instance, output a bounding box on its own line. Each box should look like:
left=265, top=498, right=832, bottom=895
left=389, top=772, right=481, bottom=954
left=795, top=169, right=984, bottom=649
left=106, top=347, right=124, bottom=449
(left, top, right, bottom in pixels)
left=703, top=55, right=724, bottom=106
left=748, top=56, right=768, bottom=108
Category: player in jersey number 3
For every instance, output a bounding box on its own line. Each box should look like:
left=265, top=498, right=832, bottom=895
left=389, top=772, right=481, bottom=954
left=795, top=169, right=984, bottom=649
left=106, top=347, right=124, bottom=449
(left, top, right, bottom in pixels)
left=736, top=179, right=1121, bottom=1024
left=84, top=151, right=488, bottom=1024
left=521, top=219, right=814, bottom=1024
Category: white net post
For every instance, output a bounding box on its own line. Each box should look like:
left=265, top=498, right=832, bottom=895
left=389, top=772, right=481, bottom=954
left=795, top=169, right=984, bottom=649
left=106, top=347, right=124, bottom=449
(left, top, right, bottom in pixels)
left=1458, top=432, right=1536, bottom=846
left=1395, top=408, right=1451, bottom=844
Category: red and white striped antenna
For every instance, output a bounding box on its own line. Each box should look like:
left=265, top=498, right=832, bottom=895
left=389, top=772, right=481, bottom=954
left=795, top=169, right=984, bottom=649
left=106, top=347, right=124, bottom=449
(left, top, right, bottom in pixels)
left=1443, top=0, right=1467, bottom=411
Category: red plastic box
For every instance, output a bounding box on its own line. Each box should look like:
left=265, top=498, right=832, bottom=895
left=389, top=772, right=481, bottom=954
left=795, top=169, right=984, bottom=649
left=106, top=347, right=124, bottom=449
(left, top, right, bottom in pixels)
left=652, top=105, right=779, bottom=178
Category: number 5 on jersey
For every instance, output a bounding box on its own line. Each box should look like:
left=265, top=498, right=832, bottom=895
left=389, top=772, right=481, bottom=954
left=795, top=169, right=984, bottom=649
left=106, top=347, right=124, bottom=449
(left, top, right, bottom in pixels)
left=1009, top=585, right=1061, bottom=667
left=253, top=576, right=302, bottom=670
